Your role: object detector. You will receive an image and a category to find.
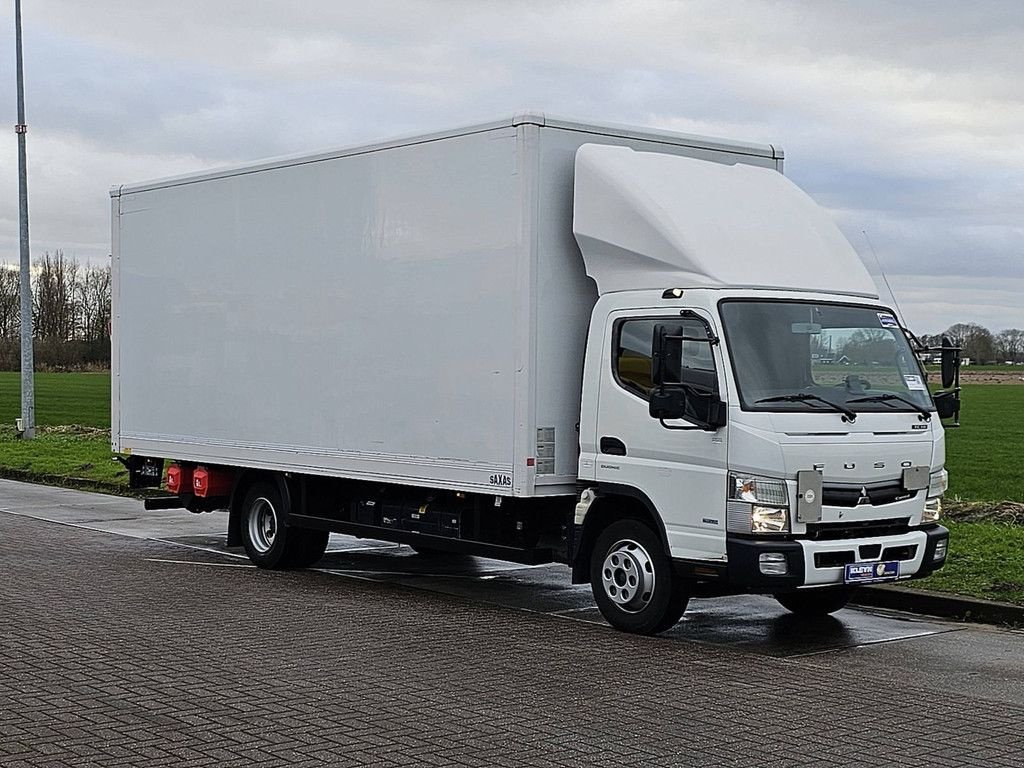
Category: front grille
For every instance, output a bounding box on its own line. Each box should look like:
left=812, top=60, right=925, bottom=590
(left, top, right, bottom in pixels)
left=822, top=481, right=917, bottom=508
left=805, top=517, right=911, bottom=541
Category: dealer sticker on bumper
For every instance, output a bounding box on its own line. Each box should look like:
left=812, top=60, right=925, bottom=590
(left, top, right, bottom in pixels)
left=845, top=561, right=900, bottom=584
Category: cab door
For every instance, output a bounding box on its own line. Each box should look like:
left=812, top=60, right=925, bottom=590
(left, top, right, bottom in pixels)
left=594, top=309, right=729, bottom=561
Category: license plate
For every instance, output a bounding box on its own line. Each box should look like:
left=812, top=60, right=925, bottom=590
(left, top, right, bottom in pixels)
left=845, top=561, right=900, bottom=584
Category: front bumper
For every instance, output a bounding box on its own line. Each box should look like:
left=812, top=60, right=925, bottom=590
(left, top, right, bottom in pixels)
left=727, top=525, right=949, bottom=590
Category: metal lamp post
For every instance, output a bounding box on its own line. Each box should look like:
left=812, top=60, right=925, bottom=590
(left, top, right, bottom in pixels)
left=14, top=0, right=35, bottom=439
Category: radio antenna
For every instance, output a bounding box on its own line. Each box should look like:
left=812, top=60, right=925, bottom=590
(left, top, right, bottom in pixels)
left=861, top=230, right=924, bottom=348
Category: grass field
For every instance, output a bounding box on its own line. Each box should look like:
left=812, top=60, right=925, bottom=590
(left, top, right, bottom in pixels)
left=0, top=373, right=1021, bottom=605
left=0, top=425, right=126, bottom=487
left=0, top=372, right=110, bottom=428
left=944, top=384, right=1024, bottom=503
left=917, top=520, right=1024, bottom=605
left=0, top=372, right=120, bottom=488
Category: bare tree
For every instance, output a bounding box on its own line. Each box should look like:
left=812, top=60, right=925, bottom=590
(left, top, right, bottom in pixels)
left=0, top=265, right=20, bottom=340
left=944, top=322, right=996, bottom=363
left=995, top=329, right=1024, bottom=363
left=78, top=264, right=111, bottom=343
left=33, top=250, right=80, bottom=341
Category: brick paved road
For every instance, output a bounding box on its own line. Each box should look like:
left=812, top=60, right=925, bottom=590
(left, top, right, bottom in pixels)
left=2, top=505, right=1023, bottom=766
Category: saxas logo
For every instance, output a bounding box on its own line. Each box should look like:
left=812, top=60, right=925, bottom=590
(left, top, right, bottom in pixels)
left=489, top=474, right=512, bottom=487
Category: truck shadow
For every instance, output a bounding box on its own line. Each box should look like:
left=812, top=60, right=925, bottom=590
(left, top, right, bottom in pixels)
left=306, top=543, right=951, bottom=658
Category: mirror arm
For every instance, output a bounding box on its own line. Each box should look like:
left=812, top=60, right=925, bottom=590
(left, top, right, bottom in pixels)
left=901, top=326, right=927, bottom=353
left=678, top=309, right=719, bottom=345
left=658, top=419, right=706, bottom=431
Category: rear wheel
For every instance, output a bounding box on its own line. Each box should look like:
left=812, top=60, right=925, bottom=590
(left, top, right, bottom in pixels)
left=240, top=481, right=328, bottom=569
left=775, top=586, right=851, bottom=616
left=590, top=518, right=689, bottom=635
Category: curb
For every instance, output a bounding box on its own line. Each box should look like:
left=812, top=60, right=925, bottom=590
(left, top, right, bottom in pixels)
left=850, top=584, right=1024, bottom=627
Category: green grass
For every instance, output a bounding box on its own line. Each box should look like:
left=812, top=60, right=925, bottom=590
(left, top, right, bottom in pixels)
left=944, top=384, right=1024, bottom=503
left=0, top=372, right=121, bottom=489
left=0, top=425, right=127, bottom=488
left=917, top=520, right=1024, bottom=605
left=0, top=372, right=110, bottom=428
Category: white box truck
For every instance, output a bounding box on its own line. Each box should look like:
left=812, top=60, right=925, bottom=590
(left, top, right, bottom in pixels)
left=112, top=113, right=958, bottom=634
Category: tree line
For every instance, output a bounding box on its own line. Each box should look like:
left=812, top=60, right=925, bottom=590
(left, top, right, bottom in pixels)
left=0, top=251, right=111, bottom=370
left=919, top=324, right=1024, bottom=365
left=0, top=251, right=1020, bottom=370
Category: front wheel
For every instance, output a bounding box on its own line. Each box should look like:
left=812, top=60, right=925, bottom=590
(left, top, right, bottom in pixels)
left=240, top=481, right=329, bottom=569
left=590, top=519, right=689, bottom=635
left=775, top=586, right=851, bottom=616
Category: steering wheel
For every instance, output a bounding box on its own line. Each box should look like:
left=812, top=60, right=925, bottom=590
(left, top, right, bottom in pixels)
left=834, top=374, right=871, bottom=391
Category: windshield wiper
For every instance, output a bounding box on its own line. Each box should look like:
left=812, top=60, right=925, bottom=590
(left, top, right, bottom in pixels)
left=847, top=393, right=932, bottom=421
left=756, top=393, right=857, bottom=422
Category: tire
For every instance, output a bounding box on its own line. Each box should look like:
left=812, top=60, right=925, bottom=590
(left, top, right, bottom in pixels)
left=240, top=480, right=329, bottom=569
left=775, top=586, right=851, bottom=616
left=590, top=518, right=689, bottom=635
left=286, top=528, right=331, bottom=568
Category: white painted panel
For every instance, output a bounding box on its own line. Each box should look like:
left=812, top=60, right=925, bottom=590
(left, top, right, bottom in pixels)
left=117, top=128, right=523, bottom=491
left=573, top=144, right=878, bottom=298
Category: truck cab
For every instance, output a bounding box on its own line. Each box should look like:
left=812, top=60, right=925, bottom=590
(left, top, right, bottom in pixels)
left=570, top=144, right=951, bottom=634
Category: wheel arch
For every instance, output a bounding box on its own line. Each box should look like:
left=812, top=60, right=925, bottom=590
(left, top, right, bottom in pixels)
left=570, top=484, right=671, bottom=584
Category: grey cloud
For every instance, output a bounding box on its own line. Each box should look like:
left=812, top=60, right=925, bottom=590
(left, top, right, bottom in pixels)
left=0, top=0, right=1020, bottom=331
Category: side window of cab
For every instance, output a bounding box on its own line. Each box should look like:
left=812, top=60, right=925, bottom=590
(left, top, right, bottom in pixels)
left=614, top=317, right=716, bottom=401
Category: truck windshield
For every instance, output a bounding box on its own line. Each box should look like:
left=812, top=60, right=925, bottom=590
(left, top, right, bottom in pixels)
left=719, top=300, right=933, bottom=414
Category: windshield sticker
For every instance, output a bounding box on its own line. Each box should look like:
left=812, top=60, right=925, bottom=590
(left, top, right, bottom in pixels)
left=877, top=312, right=899, bottom=329
left=903, top=374, right=927, bottom=391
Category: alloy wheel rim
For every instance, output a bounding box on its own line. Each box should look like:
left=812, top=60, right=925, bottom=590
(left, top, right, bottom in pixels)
left=601, top=538, right=656, bottom=613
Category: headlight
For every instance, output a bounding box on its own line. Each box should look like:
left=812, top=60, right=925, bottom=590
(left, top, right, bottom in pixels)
left=728, top=474, right=790, bottom=535
left=923, top=469, right=946, bottom=523
left=730, top=474, right=788, bottom=506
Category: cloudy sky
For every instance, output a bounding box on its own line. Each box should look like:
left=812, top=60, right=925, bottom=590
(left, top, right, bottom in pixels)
left=1, top=0, right=1021, bottom=334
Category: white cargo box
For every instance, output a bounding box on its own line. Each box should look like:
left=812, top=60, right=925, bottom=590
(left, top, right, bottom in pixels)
left=112, top=114, right=780, bottom=497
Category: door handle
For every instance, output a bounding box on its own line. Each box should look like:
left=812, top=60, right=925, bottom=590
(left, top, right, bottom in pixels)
left=600, top=436, right=627, bottom=456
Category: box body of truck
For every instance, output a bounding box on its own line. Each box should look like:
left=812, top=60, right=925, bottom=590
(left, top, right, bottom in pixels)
left=112, top=114, right=779, bottom=499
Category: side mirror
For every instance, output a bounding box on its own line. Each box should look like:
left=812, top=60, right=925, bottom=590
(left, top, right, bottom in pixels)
left=940, top=335, right=957, bottom=390
left=648, top=387, right=727, bottom=429
left=650, top=322, right=727, bottom=430
left=934, top=390, right=959, bottom=422
left=651, top=323, right=686, bottom=420
left=649, top=387, right=687, bottom=420
left=651, top=324, right=682, bottom=389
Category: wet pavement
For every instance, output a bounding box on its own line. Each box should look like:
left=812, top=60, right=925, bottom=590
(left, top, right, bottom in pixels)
left=2, top=478, right=1023, bottom=765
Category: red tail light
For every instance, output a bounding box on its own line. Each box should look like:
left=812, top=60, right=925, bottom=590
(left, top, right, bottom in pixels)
left=192, top=466, right=234, bottom=498
left=166, top=464, right=193, bottom=494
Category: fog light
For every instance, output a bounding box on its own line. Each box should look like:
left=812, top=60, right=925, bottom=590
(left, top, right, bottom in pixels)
left=759, top=552, right=789, bottom=576
left=933, top=539, right=948, bottom=562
